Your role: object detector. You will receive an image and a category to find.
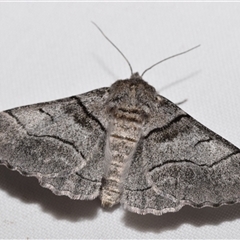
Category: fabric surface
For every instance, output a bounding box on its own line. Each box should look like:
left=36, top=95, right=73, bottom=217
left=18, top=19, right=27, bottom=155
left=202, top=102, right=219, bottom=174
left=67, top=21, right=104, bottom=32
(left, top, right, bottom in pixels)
left=1, top=2, right=240, bottom=239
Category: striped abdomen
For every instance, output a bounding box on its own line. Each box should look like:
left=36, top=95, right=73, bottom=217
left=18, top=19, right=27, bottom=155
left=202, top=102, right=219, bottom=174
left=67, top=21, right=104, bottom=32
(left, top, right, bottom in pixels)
left=100, top=115, right=142, bottom=207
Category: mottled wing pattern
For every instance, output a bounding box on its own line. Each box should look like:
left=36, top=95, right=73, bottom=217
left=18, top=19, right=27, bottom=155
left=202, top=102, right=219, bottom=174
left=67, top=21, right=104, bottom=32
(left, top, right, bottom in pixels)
left=122, top=95, right=240, bottom=215
left=0, top=87, right=109, bottom=200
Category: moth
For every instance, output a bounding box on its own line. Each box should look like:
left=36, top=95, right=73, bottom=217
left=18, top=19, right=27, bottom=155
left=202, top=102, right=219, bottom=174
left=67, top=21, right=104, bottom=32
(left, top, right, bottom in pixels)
left=1, top=23, right=240, bottom=216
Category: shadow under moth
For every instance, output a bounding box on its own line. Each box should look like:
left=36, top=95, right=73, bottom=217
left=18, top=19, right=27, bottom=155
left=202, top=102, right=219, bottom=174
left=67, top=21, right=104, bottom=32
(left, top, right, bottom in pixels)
left=1, top=23, right=240, bottom=216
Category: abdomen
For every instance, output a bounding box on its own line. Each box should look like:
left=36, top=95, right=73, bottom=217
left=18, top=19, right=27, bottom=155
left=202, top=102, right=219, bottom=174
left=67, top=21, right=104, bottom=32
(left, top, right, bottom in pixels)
left=100, top=117, right=142, bottom=207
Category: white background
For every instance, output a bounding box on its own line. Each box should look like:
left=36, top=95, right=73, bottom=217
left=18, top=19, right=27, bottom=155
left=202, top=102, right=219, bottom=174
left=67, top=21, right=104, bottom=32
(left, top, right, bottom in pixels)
left=1, top=2, right=240, bottom=239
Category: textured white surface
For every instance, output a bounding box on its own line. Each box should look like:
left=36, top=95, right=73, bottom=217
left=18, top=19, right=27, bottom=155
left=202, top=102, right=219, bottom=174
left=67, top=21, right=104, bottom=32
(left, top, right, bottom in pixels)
left=1, top=2, right=240, bottom=239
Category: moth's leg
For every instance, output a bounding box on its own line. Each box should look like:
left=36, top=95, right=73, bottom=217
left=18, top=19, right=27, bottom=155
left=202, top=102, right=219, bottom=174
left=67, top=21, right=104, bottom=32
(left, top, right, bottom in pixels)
left=175, top=99, right=187, bottom=106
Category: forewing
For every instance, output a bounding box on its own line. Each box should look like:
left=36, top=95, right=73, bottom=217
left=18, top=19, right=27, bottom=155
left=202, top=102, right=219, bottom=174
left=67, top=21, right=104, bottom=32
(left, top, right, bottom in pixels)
left=122, top=95, right=240, bottom=215
left=0, top=87, right=109, bottom=200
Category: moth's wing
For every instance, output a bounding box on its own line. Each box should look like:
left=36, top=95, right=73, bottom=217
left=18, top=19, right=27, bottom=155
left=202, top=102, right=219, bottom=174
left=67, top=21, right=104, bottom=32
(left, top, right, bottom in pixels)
left=122, top=95, right=240, bottom=215
left=0, top=87, right=109, bottom=200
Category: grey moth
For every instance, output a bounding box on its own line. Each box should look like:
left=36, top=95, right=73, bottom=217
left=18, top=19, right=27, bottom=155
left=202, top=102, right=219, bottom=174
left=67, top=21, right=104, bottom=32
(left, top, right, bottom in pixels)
left=0, top=24, right=240, bottom=216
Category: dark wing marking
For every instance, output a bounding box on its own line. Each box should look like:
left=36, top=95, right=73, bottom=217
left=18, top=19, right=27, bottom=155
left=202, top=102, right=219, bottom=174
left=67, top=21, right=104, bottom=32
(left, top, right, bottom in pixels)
left=0, top=87, right=109, bottom=200
left=122, top=95, right=240, bottom=215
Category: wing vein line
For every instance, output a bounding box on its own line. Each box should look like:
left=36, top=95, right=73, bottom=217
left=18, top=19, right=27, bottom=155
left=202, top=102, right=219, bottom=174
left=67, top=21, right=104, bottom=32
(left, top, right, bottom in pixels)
left=148, top=151, right=240, bottom=172
left=4, top=110, right=84, bottom=157
left=145, top=114, right=189, bottom=138
left=71, top=96, right=106, bottom=132
left=75, top=172, right=100, bottom=183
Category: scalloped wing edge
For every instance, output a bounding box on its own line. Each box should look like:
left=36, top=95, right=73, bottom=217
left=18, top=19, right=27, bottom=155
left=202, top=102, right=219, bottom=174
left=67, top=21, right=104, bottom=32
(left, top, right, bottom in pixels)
left=0, top=160, right=101, bottom=201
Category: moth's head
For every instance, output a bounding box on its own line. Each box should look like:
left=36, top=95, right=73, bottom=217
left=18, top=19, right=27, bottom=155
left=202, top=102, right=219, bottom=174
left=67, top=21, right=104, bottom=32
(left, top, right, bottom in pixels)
left=106, top=73, right=158, bottom=122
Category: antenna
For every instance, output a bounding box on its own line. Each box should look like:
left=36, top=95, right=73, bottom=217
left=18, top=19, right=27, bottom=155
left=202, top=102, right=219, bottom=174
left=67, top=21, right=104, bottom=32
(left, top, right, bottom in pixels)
left=92, top=21, right=133, bottom=76
left=141, top=45, right=200, bottom=77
